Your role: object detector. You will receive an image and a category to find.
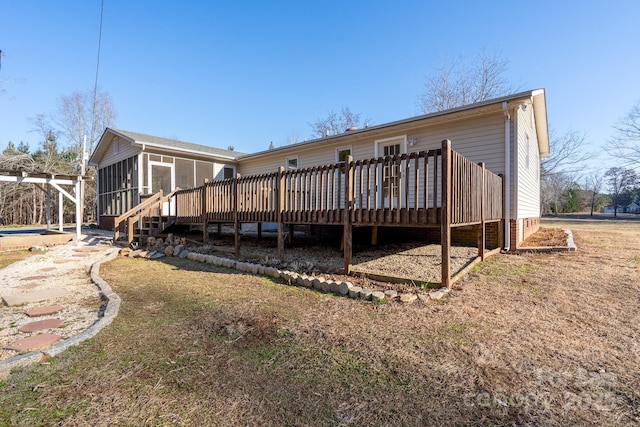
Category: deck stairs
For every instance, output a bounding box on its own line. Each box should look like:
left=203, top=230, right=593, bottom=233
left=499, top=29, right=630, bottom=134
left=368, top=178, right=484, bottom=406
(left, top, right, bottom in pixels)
left=113, top=189, right=178, bottom=247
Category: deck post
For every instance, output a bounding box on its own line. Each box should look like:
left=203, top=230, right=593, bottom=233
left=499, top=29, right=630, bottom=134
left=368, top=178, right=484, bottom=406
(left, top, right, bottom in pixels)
left=202, top=179, right=209, bottom=242
left=479, top=162, right=486, bottom=261
left=343, top=155, right=354, bottom=274
left=441, top=139, right=452, bottom=288
left=277, top=166, right=285, bottom=259
left=257, top=223, right=262, bottom=240
left=234, top=173, right=240, bottom=257
left=371, top=225, right=378, bottom=245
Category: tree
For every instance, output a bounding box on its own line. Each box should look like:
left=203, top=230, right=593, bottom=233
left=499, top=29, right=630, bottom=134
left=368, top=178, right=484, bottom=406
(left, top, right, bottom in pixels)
left=542, top=130, right=596, bottom=177
left=55, top=88, right=116, bottom=224
left=604, top=167, right=638, bottom=217
left=584, top=172, right=605, bottom=216
left=610, top=100, right=640, bottom=165
left=309, top=106, right=369, bottom=138
left=417, top=48, right=514, bottom=114
left=540, top=171, right=574, bottom=214
left=57, top=88, right=117, bottom=155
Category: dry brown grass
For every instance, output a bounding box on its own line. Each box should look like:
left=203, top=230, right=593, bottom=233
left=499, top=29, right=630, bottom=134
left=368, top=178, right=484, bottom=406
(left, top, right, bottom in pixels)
left=1, top=219, right=639, bottom=426
left=521, top=227, right=568, bottom=247
left=0, top=250, right=33, bottom=269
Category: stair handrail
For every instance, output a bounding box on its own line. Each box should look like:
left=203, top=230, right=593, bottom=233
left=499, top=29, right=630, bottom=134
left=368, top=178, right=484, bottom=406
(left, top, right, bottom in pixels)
left=125, top=188, right=180, bottom=245
left=113, top=191, right=165, bottom=241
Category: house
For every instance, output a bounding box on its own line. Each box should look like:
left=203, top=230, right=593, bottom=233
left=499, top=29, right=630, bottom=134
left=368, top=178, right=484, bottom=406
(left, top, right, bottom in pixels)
left=90, top=88, right=549, bottom=252
left=88, top=129, right=241, bottom=230
left=625, top=202, right=639, bottom=214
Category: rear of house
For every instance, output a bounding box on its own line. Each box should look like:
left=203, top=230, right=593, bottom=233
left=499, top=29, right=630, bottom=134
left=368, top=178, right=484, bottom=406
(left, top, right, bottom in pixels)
left=236, top=89, right=548, bottom=249
left=89, top=89, right=548, bottom=250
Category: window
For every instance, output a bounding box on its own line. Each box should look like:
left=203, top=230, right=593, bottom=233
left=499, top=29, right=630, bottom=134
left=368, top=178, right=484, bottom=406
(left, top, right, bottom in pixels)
left=286, top=157, right=298, bottom=170
left=375, top=136, right=407, bottom=205
left=382, top=143, right=401, bottom=199
left=223, top=166, right=234, bottom=179
left=336, top=147, right=351, bottom=163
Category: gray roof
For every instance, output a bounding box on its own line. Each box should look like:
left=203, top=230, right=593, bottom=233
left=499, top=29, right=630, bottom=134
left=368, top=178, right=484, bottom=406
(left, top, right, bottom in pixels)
left=110, top=128, right=244, bottom=158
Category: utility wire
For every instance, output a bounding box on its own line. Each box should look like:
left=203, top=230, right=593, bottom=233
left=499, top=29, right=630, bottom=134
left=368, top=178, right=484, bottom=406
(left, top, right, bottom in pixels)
left=90, top=0, right=104, bottom=154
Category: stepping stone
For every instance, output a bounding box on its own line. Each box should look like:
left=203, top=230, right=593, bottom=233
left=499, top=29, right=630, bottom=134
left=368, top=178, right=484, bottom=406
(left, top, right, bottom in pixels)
left=73, top=253, right=89, bottom=257
left=54, top=259, right=74, bottom=264
left=1, top=288, right=70, bottom=307
left=4, top=334, right=62, bottom=353
left=25, top=305, right=65, bottom=317
left=39, top=267, right=57, bottom=272
left=19, top=318, right=64, bottom=333
left=20, top=275, right=48, bottom=281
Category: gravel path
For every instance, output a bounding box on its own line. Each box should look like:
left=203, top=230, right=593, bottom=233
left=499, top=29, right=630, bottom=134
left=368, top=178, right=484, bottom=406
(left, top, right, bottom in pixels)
left=0, top=231, right=117, bottom=362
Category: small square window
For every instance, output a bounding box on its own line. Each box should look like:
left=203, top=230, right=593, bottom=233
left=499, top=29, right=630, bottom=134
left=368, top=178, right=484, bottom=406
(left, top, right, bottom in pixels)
left=337, top=147, right=351, bottom=163
left=223, top=167, right=234, bottom=179
left=286, top=157, right=298, bottom=170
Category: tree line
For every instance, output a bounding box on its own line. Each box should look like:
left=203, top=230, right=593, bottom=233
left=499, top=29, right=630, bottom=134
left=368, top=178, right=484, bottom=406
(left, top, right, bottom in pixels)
left=0, top=89, right=115, bottom=226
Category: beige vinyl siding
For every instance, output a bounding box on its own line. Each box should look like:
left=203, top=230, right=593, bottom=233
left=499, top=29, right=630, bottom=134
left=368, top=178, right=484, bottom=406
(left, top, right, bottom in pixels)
left=515, top=105, right=541, bottom=219
left=96, top=135, right=142, bottom=169
left=237, top=112, right=508, bottom=212
left=238, top=113, right=507, bottom=177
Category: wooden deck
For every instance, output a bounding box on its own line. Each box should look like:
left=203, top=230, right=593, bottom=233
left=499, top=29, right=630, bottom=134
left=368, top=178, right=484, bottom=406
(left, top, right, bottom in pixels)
left=165, top=140, right=504, bottom=286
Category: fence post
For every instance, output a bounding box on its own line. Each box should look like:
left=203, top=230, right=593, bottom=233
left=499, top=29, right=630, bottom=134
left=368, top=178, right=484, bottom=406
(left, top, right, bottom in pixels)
left=479, top=162, right=486, bottom=261
left=343, top=155, right=354, bottom=274
left=441, top=139, right=451, bottom=288
left=202, top=179, right=209, bottom=242
left=234, top=174, right=240, bottom=257
left=277, top=166, right=285, bottom=260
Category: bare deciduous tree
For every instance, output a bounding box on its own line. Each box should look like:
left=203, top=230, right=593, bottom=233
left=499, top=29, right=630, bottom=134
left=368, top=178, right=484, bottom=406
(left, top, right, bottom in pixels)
left=57, top=88, right=117, bottom=155
left=541, top=129, right=596, bottom=178
left=417, top=48, right=514, bottom=114
left=605, top=167, right=637, bottom=217
left=610, top=100, right=640, bottom=165
left=584, top=172, right=605, bottom=216
left=309, top=106, right=369, bottom=138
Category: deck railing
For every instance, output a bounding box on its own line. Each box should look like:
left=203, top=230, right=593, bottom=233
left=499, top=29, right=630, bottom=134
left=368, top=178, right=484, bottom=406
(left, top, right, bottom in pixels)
left=169, top=140, right=503, bottom=286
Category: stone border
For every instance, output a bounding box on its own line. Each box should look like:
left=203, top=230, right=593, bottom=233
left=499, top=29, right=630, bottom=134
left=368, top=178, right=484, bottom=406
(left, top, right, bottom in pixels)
left=123, top=247, right=450, bottom=305
left=0, top=248, right=121, bottom=378
left=517, top=228, right=577, bottom=253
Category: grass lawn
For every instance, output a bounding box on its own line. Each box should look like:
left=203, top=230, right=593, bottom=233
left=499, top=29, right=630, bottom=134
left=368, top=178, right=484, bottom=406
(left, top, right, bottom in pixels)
left=0, top=250, right=32, bottom=269
left=1, top=220, right=638, bottom=426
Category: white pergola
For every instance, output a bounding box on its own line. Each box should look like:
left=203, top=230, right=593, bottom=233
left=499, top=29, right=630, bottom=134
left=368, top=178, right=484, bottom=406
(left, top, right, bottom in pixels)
left=0, top=169, right=85, bottom=241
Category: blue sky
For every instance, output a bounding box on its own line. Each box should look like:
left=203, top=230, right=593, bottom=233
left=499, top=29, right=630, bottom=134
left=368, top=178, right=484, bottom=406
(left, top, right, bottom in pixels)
left=1, top=0, right=639, bottom=172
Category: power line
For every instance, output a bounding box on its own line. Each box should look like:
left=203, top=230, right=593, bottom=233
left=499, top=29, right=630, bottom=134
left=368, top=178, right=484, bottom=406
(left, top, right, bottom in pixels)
left=90, top=0, right=104, bottom=150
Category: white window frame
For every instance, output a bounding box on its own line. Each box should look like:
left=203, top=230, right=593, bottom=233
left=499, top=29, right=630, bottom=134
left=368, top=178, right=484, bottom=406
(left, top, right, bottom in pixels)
left=286, top=157, right=298, bottom=170
left=374, top=135, right=407, bottom=158
left=336, top=146, right=352, bottom=163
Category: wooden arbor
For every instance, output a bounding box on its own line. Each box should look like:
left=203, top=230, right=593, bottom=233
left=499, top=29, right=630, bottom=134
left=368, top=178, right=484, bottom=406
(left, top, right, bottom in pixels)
left=0, top=169, right=86, bottom=241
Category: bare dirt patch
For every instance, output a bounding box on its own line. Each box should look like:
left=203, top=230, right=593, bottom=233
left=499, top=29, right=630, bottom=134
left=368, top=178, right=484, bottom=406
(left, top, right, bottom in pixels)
left=1, top=219, right=638, bottom=426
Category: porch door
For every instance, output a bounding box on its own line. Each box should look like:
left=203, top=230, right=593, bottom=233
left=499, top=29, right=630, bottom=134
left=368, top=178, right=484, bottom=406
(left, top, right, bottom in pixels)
left=381, top=143, right=401, bottom=208
left=150, top=162, right=175, bottom=215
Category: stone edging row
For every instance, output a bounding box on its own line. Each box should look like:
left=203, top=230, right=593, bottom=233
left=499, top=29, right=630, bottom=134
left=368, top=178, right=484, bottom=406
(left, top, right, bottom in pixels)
left=125, top=247, right=450, bottom=304
left=0, top=248, right=121, bottom=379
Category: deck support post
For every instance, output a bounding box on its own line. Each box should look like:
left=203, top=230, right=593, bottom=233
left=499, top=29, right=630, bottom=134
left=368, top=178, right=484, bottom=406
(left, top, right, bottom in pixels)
left=217, top=223, right=221, bottom=235
left=257, top=222, right=262, bottom=240
left=202, top=179, right=209, bottom=242
left=343, top=155, right=354, bottom=274
left=479, top=162, right=486, bottom=261
left=441, top=140, right=452, bottom=288
left=371, top=225, right=378, bottom=245
left=234, top=173, right=240, bottom=257
left=277, top=166, right=285, bottom=260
